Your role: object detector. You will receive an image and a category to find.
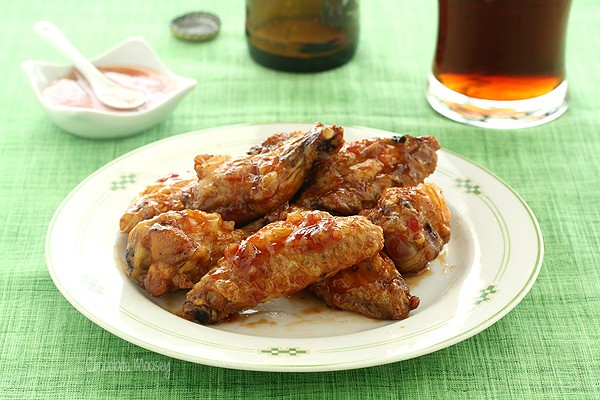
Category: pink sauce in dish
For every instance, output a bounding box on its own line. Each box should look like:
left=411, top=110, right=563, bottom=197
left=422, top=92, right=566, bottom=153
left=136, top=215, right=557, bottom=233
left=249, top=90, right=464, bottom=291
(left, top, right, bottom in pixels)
left=42, top=66, right=176, bottom=111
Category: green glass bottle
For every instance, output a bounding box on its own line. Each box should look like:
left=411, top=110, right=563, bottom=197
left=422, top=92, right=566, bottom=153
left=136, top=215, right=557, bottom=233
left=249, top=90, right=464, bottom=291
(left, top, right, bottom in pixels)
left=246, top=0, right=360, bottom=72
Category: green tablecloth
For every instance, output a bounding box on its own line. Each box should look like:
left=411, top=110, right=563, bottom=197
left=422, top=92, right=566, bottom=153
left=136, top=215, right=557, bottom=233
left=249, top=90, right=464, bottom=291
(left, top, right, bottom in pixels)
left=1, top=1, right=598, bottom=399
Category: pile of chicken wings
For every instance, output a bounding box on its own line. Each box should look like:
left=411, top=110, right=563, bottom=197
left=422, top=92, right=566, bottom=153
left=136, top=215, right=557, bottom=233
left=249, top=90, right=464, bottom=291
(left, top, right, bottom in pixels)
left=120, top=123, right=451, bottom=325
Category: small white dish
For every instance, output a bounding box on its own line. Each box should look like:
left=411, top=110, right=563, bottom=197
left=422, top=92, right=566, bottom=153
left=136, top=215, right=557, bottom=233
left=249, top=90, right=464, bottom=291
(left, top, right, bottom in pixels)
left=22, top=36, right=197, bottom=139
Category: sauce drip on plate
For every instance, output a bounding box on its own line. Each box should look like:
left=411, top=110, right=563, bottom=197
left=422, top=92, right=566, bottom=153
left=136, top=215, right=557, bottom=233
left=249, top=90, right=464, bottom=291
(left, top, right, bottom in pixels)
left=43, top=66, right=176, bottom=111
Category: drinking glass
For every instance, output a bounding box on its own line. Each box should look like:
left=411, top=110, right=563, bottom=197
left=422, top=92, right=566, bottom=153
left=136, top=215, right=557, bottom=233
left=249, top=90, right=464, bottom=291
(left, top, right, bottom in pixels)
left=426, top=0, right=572, bottom=129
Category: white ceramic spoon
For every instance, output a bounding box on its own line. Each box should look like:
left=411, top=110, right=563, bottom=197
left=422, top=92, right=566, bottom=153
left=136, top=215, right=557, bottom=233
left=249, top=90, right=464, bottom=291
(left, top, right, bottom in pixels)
left=34, top=21, right=147, bottom=110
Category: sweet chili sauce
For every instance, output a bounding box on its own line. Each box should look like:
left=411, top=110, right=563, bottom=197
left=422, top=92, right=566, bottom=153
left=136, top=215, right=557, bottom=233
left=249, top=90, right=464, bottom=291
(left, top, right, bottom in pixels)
left=43, top=66, right=176, bottom=111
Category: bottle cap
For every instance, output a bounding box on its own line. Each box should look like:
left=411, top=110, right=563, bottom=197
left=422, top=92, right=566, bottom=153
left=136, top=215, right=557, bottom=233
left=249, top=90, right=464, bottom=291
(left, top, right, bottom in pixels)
left=170, top=12, right=221, bottom=42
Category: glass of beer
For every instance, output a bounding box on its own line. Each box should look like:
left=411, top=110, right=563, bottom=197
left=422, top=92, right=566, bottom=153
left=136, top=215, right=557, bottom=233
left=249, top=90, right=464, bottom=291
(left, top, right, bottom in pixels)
left=426, top=0, right=572, bottom=129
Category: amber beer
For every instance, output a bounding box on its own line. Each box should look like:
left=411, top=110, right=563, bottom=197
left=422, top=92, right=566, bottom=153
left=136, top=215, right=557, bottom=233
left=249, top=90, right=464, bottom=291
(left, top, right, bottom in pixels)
left=427, top=0, right=572, bottom=128
left=434, top=0, right=571, bottom=101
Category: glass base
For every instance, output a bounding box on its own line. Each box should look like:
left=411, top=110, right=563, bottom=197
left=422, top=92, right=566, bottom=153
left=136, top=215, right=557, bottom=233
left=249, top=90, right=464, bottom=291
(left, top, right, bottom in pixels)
left=425, top=74, right=569, bottom=129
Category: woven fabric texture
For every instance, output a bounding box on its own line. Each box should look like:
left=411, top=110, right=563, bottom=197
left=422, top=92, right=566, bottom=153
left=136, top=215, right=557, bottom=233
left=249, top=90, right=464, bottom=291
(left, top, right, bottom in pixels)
left=0, top=1, right=598, bottom=399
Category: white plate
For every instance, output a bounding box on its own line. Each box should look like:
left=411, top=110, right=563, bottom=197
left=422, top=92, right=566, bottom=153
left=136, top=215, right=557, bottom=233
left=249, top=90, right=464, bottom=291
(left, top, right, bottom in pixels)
left=46, top=123, right=543, bottom=372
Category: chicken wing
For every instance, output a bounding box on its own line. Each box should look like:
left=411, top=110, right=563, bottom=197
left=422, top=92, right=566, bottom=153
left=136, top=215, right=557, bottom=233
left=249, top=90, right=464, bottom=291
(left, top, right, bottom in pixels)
left=184, top=122, right=344, bottom=224
left=310, top=252, right=420, bottom=320
left=259, top=205, right=421, bottom=319
left=119, top=172, right=197, bottom=234
left=125, top=209, right=250, bottom=297
left=182, top=210, right=384, bottom=324
left=360, top=183, right=451, bottom=275
left=295, top=135, right=440, bottom=215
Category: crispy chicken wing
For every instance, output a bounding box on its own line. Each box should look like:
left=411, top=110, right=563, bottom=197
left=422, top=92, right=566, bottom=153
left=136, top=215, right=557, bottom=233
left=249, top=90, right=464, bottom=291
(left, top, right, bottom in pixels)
left=360, top=183, right=451, bottom=275
left=125, top=210, right=250, bottom=297
left=295, top=135, right=440, bottom=215
left=183, top=210, right=384, bottom=324
left=184, top=122, right=344, bottom=224
left=119, top=172, right=197, bottom=234
left=310, top=252, right=420, bottom=320
left=247, top=204, right=420, bottom=320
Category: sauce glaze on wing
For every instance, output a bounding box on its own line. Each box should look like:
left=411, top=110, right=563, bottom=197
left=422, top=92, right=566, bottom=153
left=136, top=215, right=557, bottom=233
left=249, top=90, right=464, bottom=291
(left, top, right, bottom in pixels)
left=310, top=251, right=420, bottom=320
left=295, top=135, right=440, bottom=215
left=182, top=210, right=384, bottom=324
left=360, top=183, right=451, bottom=275
left=125, top=210, right=249, bottom=297
left=184, top=122, right=344, bottom=224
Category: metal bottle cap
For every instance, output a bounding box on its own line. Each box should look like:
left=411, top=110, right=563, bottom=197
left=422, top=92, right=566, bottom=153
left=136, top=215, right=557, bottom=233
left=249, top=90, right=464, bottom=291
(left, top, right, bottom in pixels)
left=170, top=12, right=221, bottom=42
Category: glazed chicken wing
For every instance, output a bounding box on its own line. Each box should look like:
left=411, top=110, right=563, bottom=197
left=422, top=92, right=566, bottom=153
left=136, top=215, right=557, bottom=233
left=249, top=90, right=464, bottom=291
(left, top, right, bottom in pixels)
left=360, top=183, right=451, bottom=275
left=125, top=209, right=250, bottom=297
left=295, top=135, right=440, bottom=215
left=184, top=122, right=344, bottom=224
left=119, top=172, right=197, bottom=234
left=246, top=204, right=420, bottom=320
left=183, top=210, right=384, bottom=324
left=310, top=252, right=420, bottom=320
